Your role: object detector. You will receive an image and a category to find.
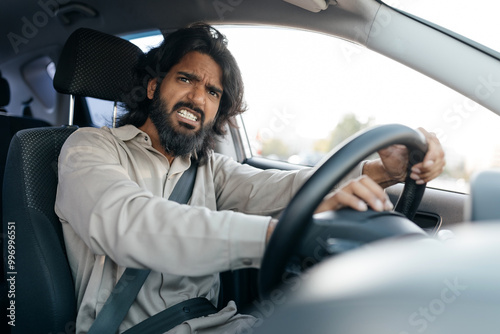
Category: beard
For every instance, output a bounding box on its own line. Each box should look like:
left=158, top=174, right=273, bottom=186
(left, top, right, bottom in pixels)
left=148, top=90, right=217, bottom=160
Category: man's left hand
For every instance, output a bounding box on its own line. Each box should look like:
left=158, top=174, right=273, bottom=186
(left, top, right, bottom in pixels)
left=408, top=128, right=446, bottom=185
left=367, top=127, right=445, bottom=187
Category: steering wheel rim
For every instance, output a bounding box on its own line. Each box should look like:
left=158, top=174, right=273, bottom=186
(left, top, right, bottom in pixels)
left=258, top=124, right=428, bottom=298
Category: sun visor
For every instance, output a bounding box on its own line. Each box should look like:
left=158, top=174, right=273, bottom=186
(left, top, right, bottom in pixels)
left=283, top=0, right=330, bottom=12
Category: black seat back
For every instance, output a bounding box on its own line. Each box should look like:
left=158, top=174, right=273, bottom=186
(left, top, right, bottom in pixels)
left=3, top=126, right=78, bottom=333
left=0, top=116, right=51, bottom=224
left=2, top=28, right=143, bottom=333
left=1, top=72, right=53, bottom=334
left=0, top=71, right=9, bottom=113
left=0, top=71, right=52, bottom=223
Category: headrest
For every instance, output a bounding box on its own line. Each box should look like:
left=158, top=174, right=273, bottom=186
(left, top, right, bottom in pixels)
left=53, top=28, right=144, bottom=102
left=0, top=71, right=10, bottom=107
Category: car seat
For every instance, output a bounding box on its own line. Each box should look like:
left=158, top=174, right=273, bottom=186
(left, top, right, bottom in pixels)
left=2, top=28, right=143, bottom=333
left=1, top=73, right=53, bottom=334
left=0, top=72, right=51, bottom=224
left=0, top=71, right=10, bottom=114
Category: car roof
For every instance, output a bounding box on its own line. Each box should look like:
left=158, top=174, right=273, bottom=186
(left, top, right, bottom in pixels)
left=0, top=0, right=377, bottom=65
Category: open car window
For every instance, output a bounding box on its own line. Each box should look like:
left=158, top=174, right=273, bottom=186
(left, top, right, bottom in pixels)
left=86, top=24, right=500, bottom=195
left=217, top=25, right=500, bottom=194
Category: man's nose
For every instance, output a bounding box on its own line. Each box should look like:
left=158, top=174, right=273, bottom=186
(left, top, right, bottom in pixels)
left=187, top=84, right=205, bottom=106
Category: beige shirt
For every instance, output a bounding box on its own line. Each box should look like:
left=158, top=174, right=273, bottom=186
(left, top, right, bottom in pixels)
left=55, top=125, right=362, bottom=333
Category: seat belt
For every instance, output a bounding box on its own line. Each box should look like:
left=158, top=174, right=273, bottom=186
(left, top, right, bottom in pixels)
left=88, top=160, right=201, bottom=334
left=122, top=297, right=217, bottom=334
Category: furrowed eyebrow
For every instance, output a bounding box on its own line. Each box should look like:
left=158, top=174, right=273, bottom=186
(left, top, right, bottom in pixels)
left=178, top=71, right=200, bottom=82
left=207, top=84, right=223, bottom=95
left=178, top=71, right=223, bottom=95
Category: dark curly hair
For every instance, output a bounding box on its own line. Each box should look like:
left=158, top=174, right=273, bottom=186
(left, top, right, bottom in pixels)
left=119, top=23, right=246, bottom=162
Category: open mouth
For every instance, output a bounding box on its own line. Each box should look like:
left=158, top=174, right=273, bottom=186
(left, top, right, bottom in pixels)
left=177, top=109, right=198, bottom=122
left=175, top=108, right=202, bottom=131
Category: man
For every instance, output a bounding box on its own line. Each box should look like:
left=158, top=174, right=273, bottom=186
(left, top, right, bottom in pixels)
left=55, top=23, right=444, bottom=333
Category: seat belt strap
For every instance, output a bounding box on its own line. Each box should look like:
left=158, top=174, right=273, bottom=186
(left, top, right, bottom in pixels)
left=122, top=297, right=217, bottom=334
left=88, top=160, right=198, bottom=334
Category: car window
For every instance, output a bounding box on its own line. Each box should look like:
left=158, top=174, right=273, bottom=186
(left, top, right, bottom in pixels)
left=217, top=26, right=500, bottom=194
left=86, top=25, right=500, bottom=194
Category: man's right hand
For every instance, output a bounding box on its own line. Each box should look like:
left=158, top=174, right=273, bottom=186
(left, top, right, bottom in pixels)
left=314, top=175, right=393, bottom=214
left=266, top=175, right=393, bottom=244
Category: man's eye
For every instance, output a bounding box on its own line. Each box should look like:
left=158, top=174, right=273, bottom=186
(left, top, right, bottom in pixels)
left=179, top=77, right=190, bottom=83
left=209, top=90, right=219, bottom=98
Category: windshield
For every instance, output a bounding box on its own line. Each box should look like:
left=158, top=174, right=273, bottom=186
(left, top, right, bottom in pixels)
left=387, top=0, right=500, bottom=54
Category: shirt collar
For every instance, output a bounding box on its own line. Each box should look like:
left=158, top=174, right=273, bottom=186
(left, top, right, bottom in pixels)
left=107, top=124, right=193, bottom=171
left=107, top=124, right=145, bottom=142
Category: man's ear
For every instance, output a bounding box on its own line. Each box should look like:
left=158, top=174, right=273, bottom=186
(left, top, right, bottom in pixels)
left=147, top=78, right=158, bottom=99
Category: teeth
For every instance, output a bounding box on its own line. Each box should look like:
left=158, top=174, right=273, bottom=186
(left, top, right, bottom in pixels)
left=178, top=109, right=197, bottom=121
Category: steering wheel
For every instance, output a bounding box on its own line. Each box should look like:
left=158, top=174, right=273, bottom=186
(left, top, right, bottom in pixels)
left=258, top=124, right=428, bottom=298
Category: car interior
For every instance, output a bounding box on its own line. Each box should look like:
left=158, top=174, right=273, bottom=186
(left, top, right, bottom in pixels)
left=2, top=0, right=500, bottom=333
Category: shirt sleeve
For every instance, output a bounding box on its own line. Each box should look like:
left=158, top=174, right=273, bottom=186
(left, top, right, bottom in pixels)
left=55, top=129, right=270, bottom=276
left=212, top=154, right=366, bottom=218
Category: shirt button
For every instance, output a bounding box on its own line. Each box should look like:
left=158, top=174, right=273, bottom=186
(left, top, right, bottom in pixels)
left=242, top=259, right=252, bottom=266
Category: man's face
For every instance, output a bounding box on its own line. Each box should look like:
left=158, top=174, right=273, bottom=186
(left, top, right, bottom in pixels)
left=147, top=51, right=223, bottom=135
left=146, top=51, right=224, bottom=157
